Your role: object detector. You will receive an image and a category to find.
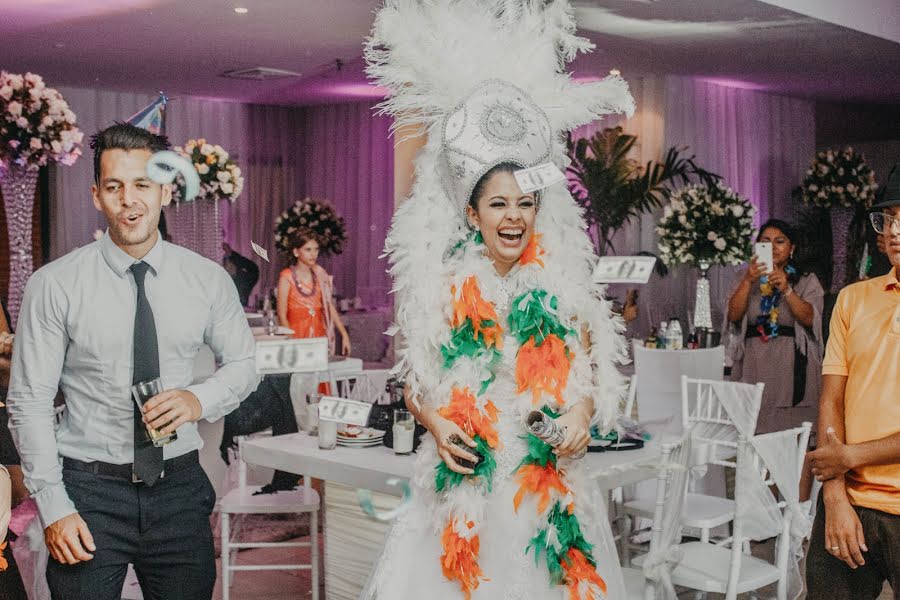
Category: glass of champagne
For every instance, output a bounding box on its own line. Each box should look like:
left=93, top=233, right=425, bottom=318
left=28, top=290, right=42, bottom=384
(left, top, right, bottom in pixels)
left=131, top=378, right=178, bottom=447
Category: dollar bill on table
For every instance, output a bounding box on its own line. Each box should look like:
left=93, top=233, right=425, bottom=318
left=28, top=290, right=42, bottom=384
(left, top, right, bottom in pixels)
left=318, top=396, right=372, bottom=426
left=592, top=256, right=657, bottom=284
left=513, top=162, right=566, bottom=194
left=251, top=241, right=269, bottom=262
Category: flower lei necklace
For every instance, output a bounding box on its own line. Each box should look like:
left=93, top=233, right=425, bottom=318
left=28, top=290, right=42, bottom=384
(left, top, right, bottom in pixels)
left=755, top=264, right=795, bottom=341
left=292, top=265, right=319, bottom=298
left=436, top=232, right=607, bottom=600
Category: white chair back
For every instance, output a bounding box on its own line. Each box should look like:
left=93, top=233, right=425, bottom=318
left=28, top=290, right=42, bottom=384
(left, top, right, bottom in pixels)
left=681, top=376, right=763, bottom=468
left=746, top=423, right=812, bottom=600
left=219, top=437, right=320, bottom=600
left=726, top=423, right=811, bottom=600
left=641, top=429, right=693, bottom=600
left=632, top=342, right=723, bottom=433
left=355, top=369, right=392, bottom=404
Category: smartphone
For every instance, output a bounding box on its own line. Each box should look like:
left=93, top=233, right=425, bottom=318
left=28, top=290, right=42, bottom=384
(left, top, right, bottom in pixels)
left=754, top=242, right=773, bottom=273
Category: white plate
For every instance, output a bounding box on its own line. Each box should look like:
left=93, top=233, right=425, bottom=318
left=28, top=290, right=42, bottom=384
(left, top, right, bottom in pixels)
left=337, top=434, right=385, bottom=442
left=337, top=434, right=386, bottom=443
left=337, top=438, right=385, bottom=445
left=336, top=439, right=383, bottom=448
left=338, top=427, right=385, bottom=441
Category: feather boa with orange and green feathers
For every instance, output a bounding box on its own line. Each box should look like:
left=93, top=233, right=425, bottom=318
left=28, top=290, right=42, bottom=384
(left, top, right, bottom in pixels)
left=400, top=231, right=623, bottom=599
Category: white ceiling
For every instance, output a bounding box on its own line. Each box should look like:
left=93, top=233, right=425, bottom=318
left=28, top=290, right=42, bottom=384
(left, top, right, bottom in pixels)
left=0, top=0, right=897, bottom=105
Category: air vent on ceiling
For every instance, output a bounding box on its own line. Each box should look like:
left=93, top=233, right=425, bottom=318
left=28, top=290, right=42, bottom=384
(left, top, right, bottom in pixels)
left=221, top=67, right=302, bottom=81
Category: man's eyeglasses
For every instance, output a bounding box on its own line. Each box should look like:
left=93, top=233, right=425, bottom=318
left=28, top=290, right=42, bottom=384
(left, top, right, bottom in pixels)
left=869, top=212, right=900, bottom=234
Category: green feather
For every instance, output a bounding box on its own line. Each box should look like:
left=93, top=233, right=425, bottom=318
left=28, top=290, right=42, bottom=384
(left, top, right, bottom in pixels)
left=541, top=405, right=561, bottom=419
left=434, top=435, right=497, bottom=493
left=526, top=529, right=548, bottom=567
left=525, top=528, right=567, bottom=585
left=547, top=502, right=596, bottom=565
left=507, top=289, right=573, bottom=347
left=447, top=230, right=485, bottom=257
left=515, top=433, right=557, bottom=472
left=440, top=320, right=502, bottom=393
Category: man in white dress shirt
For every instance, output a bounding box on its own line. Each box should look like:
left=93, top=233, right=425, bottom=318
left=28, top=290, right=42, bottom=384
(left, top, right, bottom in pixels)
left=7, top=123, right=259, bottom=599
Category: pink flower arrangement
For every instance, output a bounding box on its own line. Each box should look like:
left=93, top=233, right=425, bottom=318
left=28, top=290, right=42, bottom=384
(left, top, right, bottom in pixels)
left=0, top=71, right=83, bottom=169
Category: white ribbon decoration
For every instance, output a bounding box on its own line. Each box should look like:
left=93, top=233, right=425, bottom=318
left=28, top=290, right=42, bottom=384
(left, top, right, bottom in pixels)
left=642, top=545, right=684, bottom=599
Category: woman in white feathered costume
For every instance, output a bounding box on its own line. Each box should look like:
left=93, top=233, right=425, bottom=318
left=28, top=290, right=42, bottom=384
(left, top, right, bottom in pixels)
left=365, top=1, right=635, bottom=598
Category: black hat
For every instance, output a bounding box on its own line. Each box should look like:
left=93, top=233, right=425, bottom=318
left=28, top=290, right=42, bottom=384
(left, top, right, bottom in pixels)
left=872, top=164, right=900, bottom=209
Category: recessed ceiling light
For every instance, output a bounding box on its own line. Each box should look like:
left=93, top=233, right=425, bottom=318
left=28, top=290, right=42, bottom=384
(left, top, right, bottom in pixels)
left=609, top=68, right=621, bottom=77
left=221, top=67, right=302, bottom=81
left=234, top=7, right=249, bottom=14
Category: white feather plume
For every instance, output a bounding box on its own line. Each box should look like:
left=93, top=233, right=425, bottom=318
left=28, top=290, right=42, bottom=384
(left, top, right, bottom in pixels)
left=366, top=0, right=634, bottom=136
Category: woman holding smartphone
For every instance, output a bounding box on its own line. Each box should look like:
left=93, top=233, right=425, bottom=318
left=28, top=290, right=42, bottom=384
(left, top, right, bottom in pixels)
left=726, top=219, right=825, bottom=437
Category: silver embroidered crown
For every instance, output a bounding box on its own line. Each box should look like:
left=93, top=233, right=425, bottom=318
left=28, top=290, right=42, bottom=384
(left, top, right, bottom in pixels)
left=438, top=79, right=553, bottom=211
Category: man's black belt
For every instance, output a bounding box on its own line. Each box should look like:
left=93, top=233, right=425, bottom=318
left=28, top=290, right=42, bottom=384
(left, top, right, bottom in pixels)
left=63, top=449, right=199, bottom=483
left=746, top=325, right=796, bottom=339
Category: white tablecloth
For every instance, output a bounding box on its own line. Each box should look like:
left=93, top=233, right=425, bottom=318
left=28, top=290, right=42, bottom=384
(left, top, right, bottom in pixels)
left=242, top=434, right=661, bottom=600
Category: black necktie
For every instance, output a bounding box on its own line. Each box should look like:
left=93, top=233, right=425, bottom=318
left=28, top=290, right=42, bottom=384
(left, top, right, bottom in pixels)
left=131, top=262, right=164, bottom=486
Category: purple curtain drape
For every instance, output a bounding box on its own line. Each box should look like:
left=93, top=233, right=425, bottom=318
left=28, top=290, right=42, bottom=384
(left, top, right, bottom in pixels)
left=664, top=77, right=815, bottom=227
left=222, top=101, right=394, bottom=308
left=301, top=103, right=394, bottom=308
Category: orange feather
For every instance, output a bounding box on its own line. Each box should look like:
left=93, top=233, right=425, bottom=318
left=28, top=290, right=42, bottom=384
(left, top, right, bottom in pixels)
left=562, top=548, right=608, bottom=600
left=441, top=520, right=486, bottom=599
left=451, top=277, right=504, bottom=349
left=515, top=334, right=572, bottom=405
left=519, top=233, right=546, bottom=267
left=513, top=463, right=568, bottom=515
left=438, top=387, right=501, bottom=449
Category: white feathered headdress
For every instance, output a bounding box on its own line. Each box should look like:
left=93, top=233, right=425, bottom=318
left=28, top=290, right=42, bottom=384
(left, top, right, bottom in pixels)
left=367, top=0, right=634, bottom=139
left=369, top=0, right=634, bottom=428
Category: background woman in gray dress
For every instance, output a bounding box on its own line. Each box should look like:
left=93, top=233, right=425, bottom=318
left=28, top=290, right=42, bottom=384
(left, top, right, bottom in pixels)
left=725, top=219, right=824, bottom=495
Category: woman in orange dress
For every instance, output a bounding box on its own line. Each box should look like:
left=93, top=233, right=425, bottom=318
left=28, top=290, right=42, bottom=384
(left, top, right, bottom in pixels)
left=277, top=230, right=351, bottom=357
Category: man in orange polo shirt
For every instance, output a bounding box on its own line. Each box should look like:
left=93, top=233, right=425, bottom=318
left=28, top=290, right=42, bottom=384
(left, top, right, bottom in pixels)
left=806, top=169, right=900, bottom=599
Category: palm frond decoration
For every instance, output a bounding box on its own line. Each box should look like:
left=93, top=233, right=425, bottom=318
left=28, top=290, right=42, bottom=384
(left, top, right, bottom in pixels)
left=566, top=126, right=720, bottom=255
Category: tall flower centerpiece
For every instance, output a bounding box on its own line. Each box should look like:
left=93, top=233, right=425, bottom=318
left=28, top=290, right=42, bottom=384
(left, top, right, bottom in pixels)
left=657, top=181, right=754, bottom=330
left=274, top=198, right=347, bottom=257
left=797, top=147, right=876, bottom=293
left=169, top=138, right=243, bottom=261
left=171, top=139, right=243, bottom=203
left=0, top=71, right=83, bottom=324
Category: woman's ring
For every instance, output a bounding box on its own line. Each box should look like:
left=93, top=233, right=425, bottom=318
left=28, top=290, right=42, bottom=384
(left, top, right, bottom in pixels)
left=831, top=546, right=839, bottom=551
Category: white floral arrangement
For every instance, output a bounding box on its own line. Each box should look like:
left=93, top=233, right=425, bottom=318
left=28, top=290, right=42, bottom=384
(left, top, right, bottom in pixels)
left=657, top=181, right=755, bottom=268
left=0, top=71, right=83, bottom=169
left=274, top=198, right=346, bottom=257
left=798, top=146, right=877, bottom=209
left=171, top=138, right=243, bottom=202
